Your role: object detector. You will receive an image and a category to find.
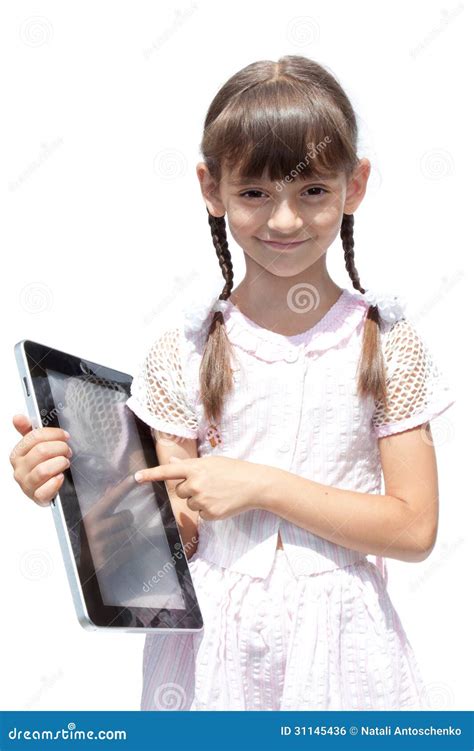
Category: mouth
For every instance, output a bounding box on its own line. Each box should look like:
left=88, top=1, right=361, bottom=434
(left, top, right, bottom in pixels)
left=257, top=238, right=309, bottom=249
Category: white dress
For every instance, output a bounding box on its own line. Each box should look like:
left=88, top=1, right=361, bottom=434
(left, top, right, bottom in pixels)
left=126, top=288, right=456, bottom=710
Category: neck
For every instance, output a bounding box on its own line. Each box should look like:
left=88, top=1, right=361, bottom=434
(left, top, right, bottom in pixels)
left=229, top=255, right=344, bottom=337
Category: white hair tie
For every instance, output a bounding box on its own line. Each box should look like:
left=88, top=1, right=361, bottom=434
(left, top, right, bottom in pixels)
left=183, top=294, right=231, bottom=333
left=211, top=299, right=230, bottom=315
left=362, top=288, right=407, bottom=324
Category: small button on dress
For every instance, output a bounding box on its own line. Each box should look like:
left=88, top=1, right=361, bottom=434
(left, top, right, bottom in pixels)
left=126, top=287, right=456, bottom=711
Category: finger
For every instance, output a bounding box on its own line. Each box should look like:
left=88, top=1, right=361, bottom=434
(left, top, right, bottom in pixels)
left=96, top=474, right=137, bottom=513
left=84, top=477, right=135, bottom=528
left=93, top=509, right=135, bottom=539
left=28, top=455, right=71, bottom=491
left=10, top=426, right=70, bottom=463
left=173, top=478, right=192, bottom=500
left=12, top=413, right=32, bottom=437
left=33, top=473, right=65, bottom=506
left=23, top=440, right=72, bottom=474
left=186, top=497, right=201, bottom=512
left=134, top=463, right=190, bottom=484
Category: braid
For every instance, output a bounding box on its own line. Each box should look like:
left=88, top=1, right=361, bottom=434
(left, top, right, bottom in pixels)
left=207, top=209, right=234, bottom=300
left=341, top=213, right=365, bottom=294
left=340, top=213, right=388, bottom=407
left=198, top=209, right=236, bottom=425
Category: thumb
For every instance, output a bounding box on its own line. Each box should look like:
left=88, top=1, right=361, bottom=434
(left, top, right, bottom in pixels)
left=12, top=413, right=33, bottom=437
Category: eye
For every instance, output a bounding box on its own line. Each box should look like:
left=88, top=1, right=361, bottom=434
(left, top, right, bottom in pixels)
left=239, top=186, right=328, bottom=200
left=304, top=186, right=328, bottom=197
left=239, top=190, right=267, bottom=199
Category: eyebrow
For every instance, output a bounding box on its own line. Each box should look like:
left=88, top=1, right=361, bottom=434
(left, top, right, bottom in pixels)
left=228, top=175, right=337, bottom=186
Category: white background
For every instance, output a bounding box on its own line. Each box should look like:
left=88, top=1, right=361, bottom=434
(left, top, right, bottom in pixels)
left=1, top=0, right=471, bottom=711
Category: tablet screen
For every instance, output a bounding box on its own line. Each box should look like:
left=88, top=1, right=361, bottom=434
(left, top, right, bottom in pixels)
left=46, top=368, right=186, bottom=612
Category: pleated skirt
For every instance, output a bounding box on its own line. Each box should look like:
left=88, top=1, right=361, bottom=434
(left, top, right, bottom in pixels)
left=140, top=547, right=429, bottom=711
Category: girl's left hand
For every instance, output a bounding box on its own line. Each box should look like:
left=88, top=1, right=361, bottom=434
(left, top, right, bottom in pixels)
left=133, top=456, right=269, bottom=520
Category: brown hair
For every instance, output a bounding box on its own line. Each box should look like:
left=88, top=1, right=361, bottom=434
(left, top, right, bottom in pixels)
left=198, top=55, right=387, bottom=425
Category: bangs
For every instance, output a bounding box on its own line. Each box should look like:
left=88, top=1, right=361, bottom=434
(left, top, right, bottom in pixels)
left=206, top=78, right=357, bottom=184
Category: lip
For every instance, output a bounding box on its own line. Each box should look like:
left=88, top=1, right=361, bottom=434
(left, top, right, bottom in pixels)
left=257, top=238, right=309, bottom=248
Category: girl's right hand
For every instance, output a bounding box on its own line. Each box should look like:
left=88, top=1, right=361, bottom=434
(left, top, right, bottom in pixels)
left=10, top=414, right=72, bottom=507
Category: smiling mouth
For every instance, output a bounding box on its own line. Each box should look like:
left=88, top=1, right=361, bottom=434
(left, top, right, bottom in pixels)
left=257, top=238, right=309, bottom=247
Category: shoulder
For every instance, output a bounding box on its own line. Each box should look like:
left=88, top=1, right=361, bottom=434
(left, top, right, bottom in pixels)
left=129, top=313, right=190, bottom=396
left=378, top=316, right=432, bottom=373
left=372, top=315, right=455, bottom=437
left=127, top=314, right=199, bottom=438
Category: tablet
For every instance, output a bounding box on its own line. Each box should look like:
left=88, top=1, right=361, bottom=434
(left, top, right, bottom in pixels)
left=14, top=339, right=204, bottom=634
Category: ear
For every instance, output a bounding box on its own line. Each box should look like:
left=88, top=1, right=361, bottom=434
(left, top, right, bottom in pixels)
left=196, top=161, right=226, bottom=218
left=343, top=157, right=371, bottom=215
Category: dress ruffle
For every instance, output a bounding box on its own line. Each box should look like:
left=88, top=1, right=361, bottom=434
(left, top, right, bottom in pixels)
left=220, top=289, right=369, bottom=363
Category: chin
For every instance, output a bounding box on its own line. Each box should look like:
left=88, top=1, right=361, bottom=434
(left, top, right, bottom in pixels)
left=259, top=256, right=316, bottom=278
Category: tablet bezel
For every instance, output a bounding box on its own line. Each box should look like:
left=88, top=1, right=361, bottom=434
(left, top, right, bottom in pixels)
left=15, top=339, right=204, bottom=633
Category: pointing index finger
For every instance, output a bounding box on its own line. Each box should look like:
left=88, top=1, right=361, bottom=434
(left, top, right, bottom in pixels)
left=134, top=460, right=192, bottom=484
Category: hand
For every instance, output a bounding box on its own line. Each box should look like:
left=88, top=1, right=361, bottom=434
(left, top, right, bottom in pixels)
left=134, top=455, right=268, bottom=521
left=10, top=414, right=72, bottom=506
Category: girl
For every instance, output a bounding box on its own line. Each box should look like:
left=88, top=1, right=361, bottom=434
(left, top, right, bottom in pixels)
left=125, top=55, right=455, bottom=711
left=11, top=55, right=455, bottom=712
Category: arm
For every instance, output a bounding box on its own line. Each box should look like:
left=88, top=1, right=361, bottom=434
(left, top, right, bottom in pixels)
left=153, top=429, right=200, bottom=561
left=258, top=422, right=439, bottom=563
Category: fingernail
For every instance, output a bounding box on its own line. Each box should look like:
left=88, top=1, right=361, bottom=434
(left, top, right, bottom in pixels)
left=64, top=431, right=71, bottom=439
left=134, top=472, right=143, bottom=482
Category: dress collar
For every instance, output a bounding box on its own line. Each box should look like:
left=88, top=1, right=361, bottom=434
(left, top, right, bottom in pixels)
left=221, top=288, right=369, bottom=363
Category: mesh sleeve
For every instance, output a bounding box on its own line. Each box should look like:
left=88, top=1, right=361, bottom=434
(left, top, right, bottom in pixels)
left=372, top=317, right=455, bottom=438
left=125, top=326, right=199, bottom=439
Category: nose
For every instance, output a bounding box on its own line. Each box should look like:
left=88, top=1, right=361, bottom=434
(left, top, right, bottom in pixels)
left=267, top=200, right=304, bottom=235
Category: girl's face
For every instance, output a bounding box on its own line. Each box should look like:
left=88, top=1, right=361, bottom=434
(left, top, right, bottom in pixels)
left=197, top=159, right=371, bottom=278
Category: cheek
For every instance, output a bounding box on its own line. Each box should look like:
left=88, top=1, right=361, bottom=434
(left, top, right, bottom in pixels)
left=227, top=206, right=261, bottom=234
left=309, top=201, right=343, bottom=234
